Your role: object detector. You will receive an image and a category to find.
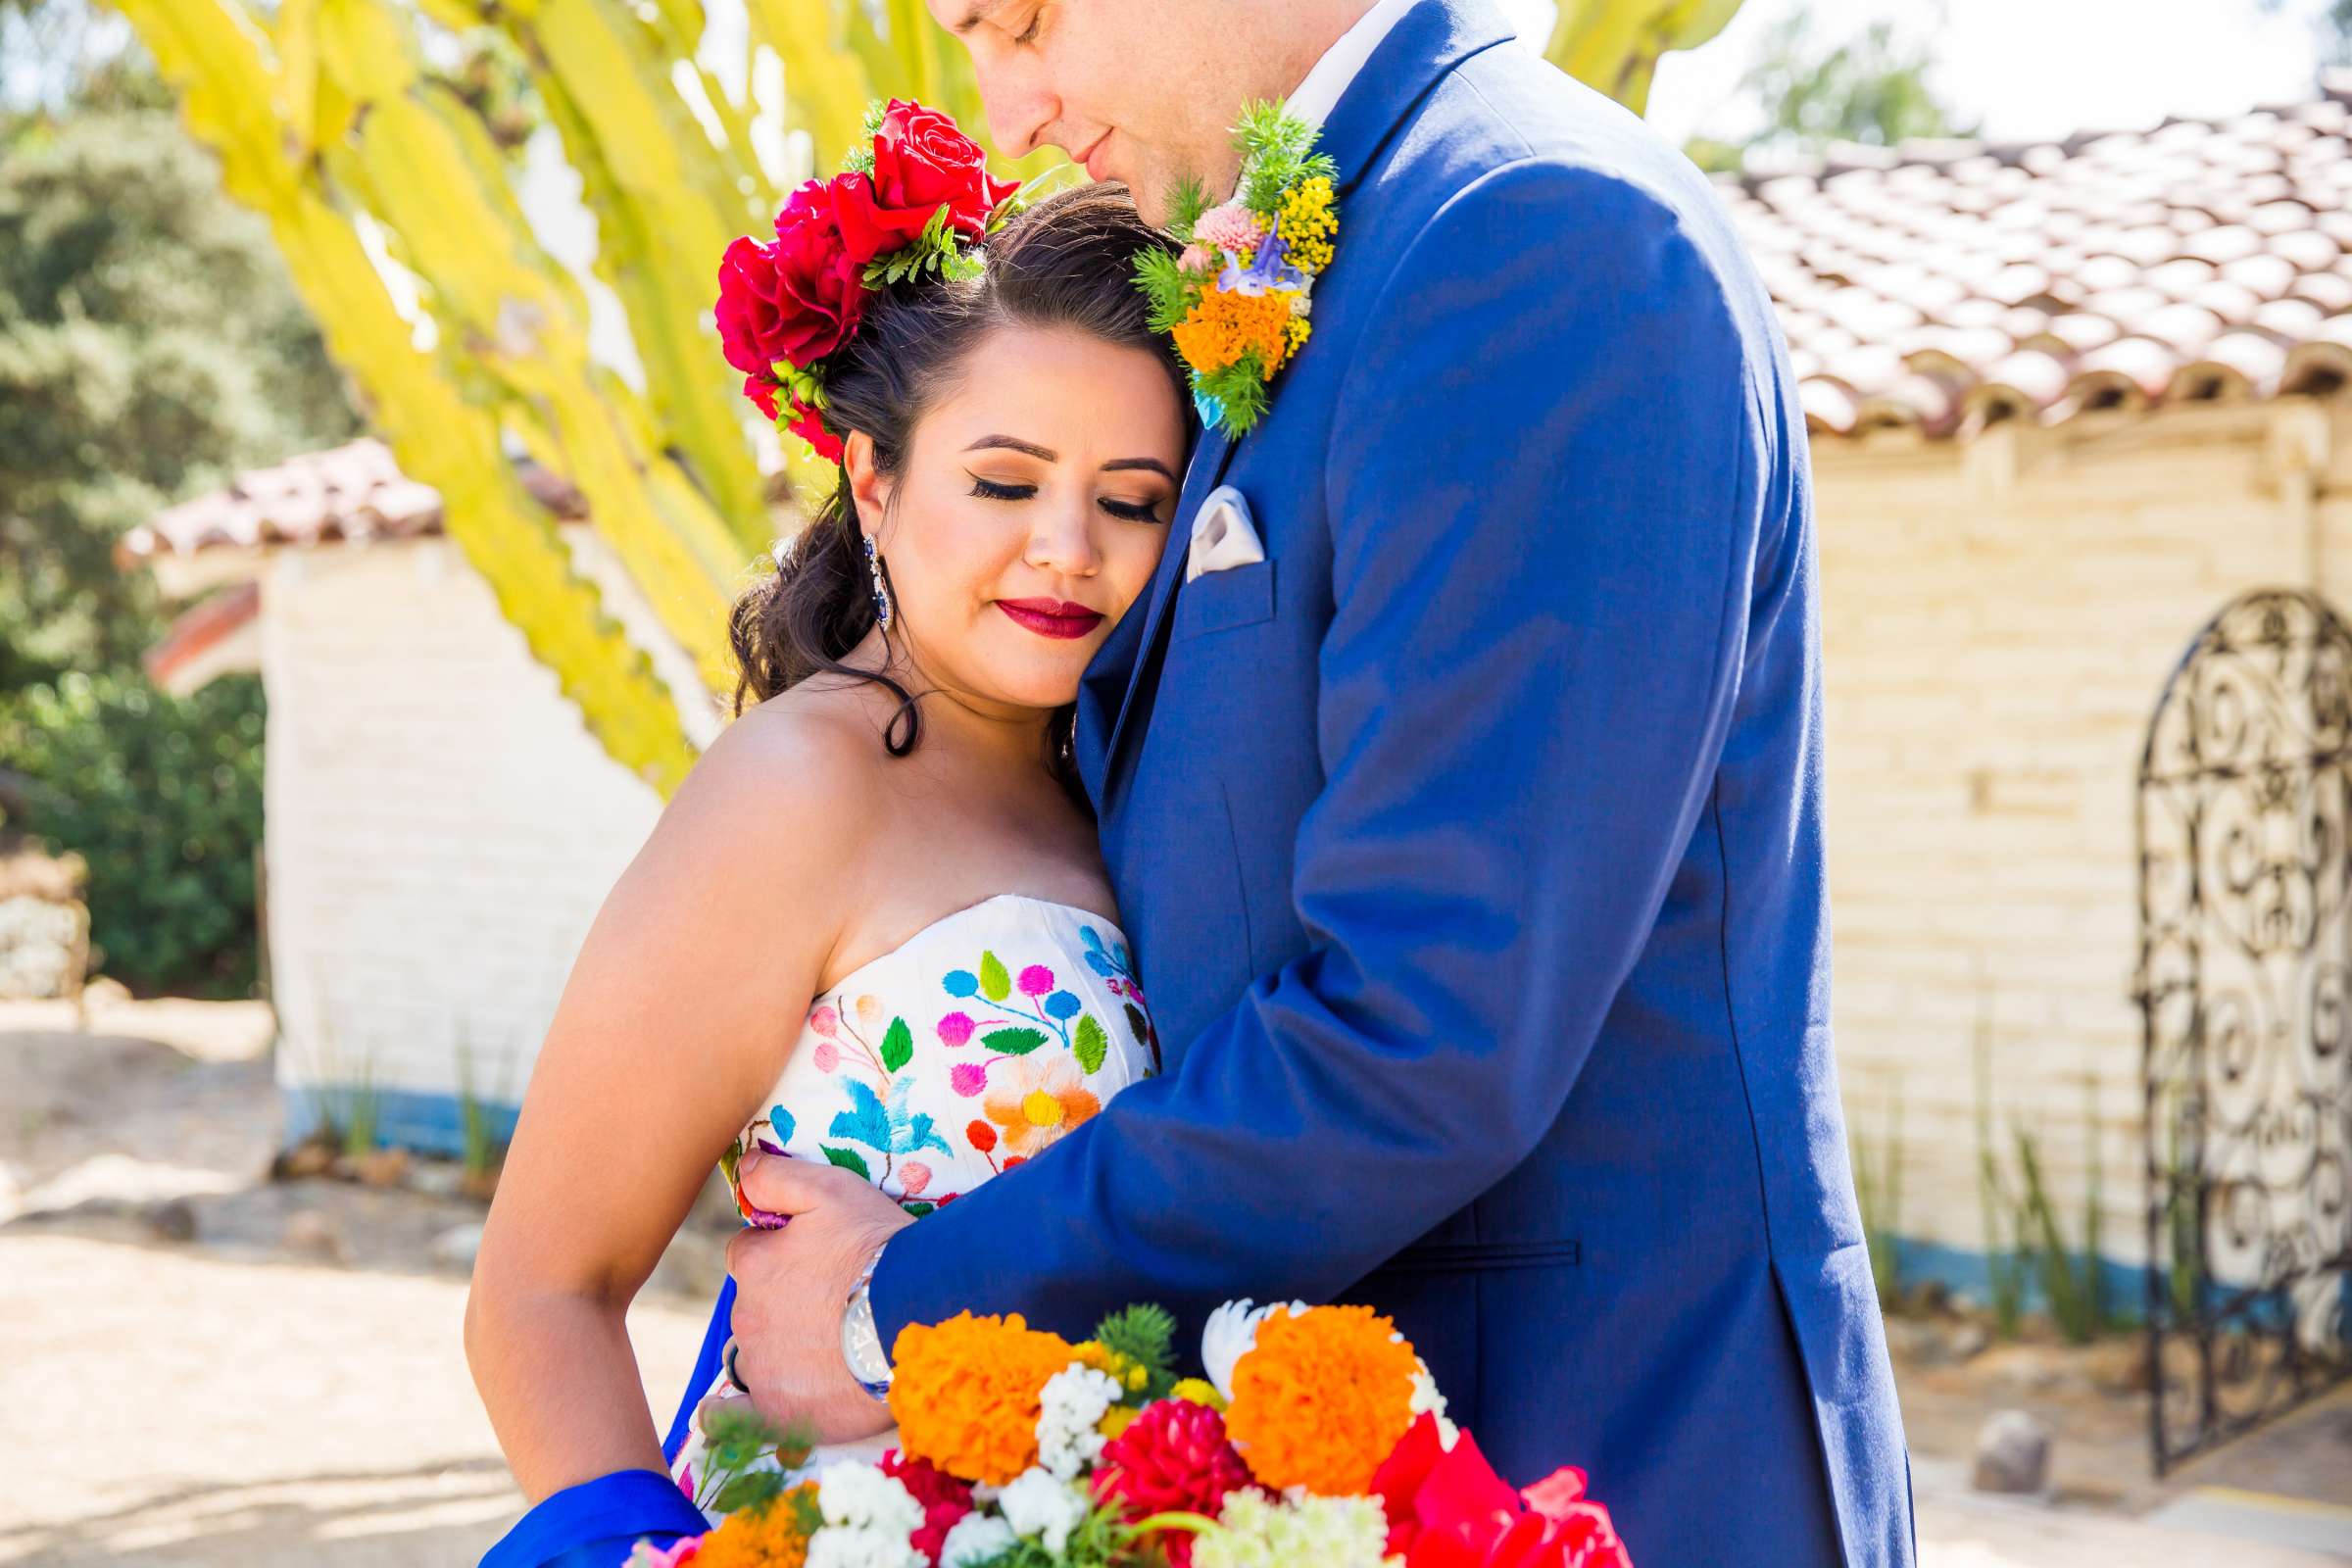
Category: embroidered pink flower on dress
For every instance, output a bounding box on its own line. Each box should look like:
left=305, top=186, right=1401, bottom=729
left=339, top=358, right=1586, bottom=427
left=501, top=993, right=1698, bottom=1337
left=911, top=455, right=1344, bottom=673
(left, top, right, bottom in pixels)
left=812, top=1040, right=840, bottom=1072
left=1018, top=964, right=1055, bottom=998
left=808, top=1004, right=840, bottom=1039
left=938, top=1011, right=976, bottom=1047
left=902, top=1161, right=933, bottom=1196
left=951, top=1061, right=989, bottom=1098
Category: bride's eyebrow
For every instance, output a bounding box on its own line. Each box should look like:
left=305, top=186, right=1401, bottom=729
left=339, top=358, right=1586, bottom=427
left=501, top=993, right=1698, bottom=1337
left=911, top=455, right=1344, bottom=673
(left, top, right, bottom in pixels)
left=964, top=434, right=1055, bottom=461
left=1102, top=457, right=1176, bottom=480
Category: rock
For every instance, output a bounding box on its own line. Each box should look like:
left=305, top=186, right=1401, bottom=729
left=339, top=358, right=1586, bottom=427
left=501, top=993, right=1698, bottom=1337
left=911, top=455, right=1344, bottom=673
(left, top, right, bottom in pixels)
left=1902, top=1279, right=1952, bottom=1317
left=141, top=1197, right=198, bottom=1244
left=2084, top=1337, right=2150, bottom=1395
left=276, top=1141, right=334, bottom=1180
left=1945, top=1321, right=1989, bottom=1361
left=431, top=1222, right=484, bottom=1272
left=460, top=1163, right=502, bottom=1202
left=282, top=1207, right=347, bottom=1264
left=1971, top=1408, right=2051, bottom=1494
left=81, top=975, right=131, bottom=1006
left=351, top=1147, right=411, bottom=1189
left=407, top=1160, right=466, bottom=1200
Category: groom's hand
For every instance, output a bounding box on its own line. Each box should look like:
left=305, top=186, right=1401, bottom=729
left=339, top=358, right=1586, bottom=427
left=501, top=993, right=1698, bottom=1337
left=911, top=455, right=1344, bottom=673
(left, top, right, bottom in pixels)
left=724, top=1152, right=913, bottom=1444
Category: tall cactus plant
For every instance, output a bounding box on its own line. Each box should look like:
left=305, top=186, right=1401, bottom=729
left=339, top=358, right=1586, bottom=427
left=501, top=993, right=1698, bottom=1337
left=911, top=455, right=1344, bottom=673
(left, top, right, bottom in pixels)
left=114, top=0, right=1737, bottom=798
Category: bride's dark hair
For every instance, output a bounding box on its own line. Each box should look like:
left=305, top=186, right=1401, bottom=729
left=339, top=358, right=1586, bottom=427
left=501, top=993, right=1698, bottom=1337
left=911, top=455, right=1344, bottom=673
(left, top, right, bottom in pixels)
left=728, top=183, right=1190, bottom=773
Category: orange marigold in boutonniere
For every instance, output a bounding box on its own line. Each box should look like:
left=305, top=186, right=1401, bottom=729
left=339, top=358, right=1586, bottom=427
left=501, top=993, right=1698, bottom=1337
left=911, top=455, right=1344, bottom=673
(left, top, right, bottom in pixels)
left=1223, top=1304, right=1421, bottom=1495
left=888, top=1311, right=1077, bottom=1485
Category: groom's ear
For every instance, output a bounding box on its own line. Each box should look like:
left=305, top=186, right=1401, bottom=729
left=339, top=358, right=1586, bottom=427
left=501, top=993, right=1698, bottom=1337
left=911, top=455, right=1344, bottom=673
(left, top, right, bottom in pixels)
left=843, top=429, right=891, bottom=543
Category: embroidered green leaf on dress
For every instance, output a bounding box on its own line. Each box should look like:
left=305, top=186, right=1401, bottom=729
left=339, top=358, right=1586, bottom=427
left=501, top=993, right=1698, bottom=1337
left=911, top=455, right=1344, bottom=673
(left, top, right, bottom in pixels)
left=1123, top=1002, right=1150, bottom=1044
left=1075, top=1013, right=1108, bottom=1073
left=821, top=1145, right=872, bottom=1179
left=979, top=951, right=1011, bottom=1002
left=902, top=1200, right=936, bottom=1218
left=982, top=1026, right=1049, bottom=1055
left=880, top=1016, right=913, bottom=1073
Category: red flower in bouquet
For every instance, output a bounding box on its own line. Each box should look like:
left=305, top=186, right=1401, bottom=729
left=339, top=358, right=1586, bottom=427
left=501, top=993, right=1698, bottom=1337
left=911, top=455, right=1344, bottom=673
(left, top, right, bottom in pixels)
left=831, top=98, right=1019, bottom=260
left=881, top=1451, right=975, bottom=1566
left=1373, top=1414, right=1632, bottom=1568
left=1091, top=1397, right=1254, bottom=1567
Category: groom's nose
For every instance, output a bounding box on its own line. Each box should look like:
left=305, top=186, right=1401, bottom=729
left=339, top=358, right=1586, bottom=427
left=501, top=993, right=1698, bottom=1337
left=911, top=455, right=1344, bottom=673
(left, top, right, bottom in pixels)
left=964, top=46, right=1059, bottom=160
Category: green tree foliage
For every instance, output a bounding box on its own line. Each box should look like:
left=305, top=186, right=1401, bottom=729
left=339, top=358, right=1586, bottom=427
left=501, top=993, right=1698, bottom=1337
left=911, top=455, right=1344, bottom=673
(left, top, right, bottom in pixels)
left=1, top=3, right=359, bottom=993
left=1686, top=12, right=1981, bottom=174
left=1, top=671, right=269, bottom=997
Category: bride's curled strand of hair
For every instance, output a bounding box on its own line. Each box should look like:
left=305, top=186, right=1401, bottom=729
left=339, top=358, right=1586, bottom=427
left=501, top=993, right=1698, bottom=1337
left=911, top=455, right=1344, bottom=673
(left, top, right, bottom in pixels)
left=726, top=184, right=1188, bottom=781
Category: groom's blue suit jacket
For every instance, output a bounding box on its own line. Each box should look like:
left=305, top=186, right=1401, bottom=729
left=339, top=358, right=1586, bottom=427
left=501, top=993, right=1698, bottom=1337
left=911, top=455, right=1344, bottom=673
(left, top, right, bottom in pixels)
left=881, top=6, right=1914, bottom=1563
left=487, top=4, right=1913, bottom=1564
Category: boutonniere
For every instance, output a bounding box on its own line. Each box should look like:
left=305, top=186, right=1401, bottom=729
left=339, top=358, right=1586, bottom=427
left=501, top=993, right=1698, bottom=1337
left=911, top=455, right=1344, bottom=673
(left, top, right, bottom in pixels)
left=1135, top=101, right=1339, bottom=440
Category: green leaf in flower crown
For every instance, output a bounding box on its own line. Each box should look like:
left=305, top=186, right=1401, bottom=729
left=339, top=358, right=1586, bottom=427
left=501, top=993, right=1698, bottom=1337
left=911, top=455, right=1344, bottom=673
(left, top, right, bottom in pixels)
left=1075, top=1013, right=1108, bottom=1073
left=982, top=1026, right=1048, bottom=1056
left=979, top=952, right=1011, bottom=1002
left=881, top=1016, right=913, bottom=1073
left=711, top=1470, right=786, bottom=1515
left=821, top=1145, right=872, bottom=1179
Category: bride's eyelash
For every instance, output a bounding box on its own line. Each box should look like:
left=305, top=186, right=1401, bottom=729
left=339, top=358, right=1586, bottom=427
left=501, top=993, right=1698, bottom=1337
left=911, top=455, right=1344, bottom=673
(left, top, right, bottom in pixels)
left=969, top=474, right=1163, bottom=522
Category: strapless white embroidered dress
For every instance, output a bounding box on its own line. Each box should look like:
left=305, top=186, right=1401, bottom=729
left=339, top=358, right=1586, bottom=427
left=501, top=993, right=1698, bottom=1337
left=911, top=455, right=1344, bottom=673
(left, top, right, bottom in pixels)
left=667, top=893, right=1160, bottom=1517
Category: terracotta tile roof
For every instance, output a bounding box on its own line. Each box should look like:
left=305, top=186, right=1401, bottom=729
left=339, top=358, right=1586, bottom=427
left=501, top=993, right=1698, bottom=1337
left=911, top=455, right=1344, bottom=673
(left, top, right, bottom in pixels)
left=1717, top=77, right=2352, bottom=439
left=142, top=579, right=259, bottom=693
left=115, top=438, right=586, bottom=564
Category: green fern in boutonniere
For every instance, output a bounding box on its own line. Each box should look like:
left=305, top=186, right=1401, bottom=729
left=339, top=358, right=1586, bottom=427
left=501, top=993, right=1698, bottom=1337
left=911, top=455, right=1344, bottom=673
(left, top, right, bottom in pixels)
left=1135, top=100, right=1339, bottom=439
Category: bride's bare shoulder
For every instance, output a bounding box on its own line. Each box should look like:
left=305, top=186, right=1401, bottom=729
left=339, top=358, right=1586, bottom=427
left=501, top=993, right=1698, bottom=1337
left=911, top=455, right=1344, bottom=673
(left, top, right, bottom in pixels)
left=648, top=681, right=894, bottom=877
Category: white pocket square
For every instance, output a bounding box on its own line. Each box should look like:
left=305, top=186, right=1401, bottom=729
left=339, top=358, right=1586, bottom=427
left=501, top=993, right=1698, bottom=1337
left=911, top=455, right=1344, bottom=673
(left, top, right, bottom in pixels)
left=1186, top=485, right=1266, bottom=582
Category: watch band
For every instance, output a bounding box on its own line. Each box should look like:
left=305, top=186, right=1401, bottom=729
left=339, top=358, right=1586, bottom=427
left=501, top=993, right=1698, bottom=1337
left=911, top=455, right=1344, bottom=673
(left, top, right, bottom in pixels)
left=841, top=1246, right=893, bottom=1401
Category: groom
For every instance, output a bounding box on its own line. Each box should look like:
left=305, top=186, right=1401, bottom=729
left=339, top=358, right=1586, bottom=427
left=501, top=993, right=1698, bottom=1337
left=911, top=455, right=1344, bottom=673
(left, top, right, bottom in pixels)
left=516, top=0, right=1914, bottom=1563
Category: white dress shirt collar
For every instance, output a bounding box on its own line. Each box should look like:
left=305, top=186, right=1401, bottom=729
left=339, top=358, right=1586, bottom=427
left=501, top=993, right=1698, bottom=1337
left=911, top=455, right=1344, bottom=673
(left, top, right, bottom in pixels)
left=1283, top=0, right=1421, bottom=128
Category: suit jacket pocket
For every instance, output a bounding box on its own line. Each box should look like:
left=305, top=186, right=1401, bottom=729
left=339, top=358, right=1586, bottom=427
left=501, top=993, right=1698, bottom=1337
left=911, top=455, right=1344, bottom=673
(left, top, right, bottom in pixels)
left=1174, top=560, right=1276, bottom=640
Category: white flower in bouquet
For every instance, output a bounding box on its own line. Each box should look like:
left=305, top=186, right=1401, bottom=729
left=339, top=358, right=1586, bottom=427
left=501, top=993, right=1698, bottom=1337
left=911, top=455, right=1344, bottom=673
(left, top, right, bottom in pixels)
left=1036, top=1361, right=1125, bottom=1480
left=1194, top=1488, right=1393, bottom=1568
left=998, top=1465, right=1091, bottom=1555
left=805, top=1524, right=924, bottom=1568
left=1409, top=1355, right=1460, bottom=1449
left=938, top=1511, right=1018, bottom=1568
left=813, top=1459, right=924, bottom=1536
left=1200, top=1298, right=1305, bottom=1401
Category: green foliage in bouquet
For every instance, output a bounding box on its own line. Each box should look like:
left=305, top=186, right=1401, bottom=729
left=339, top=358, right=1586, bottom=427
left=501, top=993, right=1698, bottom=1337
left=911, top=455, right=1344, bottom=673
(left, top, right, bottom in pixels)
left=689, top=1401, right=818, bottom=1518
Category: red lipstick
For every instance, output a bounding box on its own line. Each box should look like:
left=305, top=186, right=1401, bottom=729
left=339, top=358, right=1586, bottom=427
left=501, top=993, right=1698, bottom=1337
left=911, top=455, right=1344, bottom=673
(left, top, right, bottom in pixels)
left=997, top=598, right=1105, bottom=640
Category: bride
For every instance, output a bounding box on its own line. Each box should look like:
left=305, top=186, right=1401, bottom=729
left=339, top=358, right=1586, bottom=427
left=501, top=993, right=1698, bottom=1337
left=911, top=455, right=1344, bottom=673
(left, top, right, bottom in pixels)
left=465, top=175, right=1190, bottom=1555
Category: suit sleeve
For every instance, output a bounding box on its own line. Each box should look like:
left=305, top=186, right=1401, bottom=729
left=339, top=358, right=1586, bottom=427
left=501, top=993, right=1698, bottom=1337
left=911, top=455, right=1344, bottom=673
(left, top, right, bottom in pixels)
left=871, top=156, right=1765, bottom=1340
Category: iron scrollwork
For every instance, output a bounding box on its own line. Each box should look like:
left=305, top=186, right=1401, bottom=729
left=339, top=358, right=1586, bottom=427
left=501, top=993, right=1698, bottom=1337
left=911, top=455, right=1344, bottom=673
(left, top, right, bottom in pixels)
left=2136, top=588, right=2352, bottom=1474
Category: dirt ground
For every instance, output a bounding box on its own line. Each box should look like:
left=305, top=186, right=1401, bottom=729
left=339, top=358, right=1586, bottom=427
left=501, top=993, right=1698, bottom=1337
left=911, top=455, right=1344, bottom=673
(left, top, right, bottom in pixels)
left=2, top=996, right=2347, bottom=1567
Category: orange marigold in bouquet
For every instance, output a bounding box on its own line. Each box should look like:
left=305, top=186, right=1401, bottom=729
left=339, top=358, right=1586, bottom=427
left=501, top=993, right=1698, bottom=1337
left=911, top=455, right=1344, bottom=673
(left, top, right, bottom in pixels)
left=887, top=1309, right=1077, bottom=1485
left=1224, top=1303, right=1421, bottom=1495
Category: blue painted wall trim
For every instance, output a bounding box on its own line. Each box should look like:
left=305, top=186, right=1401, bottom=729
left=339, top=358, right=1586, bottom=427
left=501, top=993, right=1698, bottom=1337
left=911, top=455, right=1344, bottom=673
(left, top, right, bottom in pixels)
left=281, top=1085, right=520, bottom=1158
left=1892, top=1235, right=2147, bottom=1323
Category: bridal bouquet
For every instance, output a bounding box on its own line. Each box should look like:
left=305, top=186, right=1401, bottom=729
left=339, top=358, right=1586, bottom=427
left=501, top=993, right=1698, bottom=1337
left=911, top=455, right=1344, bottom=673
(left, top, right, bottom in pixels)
left=636, top=1300, right=1631, bottom=1568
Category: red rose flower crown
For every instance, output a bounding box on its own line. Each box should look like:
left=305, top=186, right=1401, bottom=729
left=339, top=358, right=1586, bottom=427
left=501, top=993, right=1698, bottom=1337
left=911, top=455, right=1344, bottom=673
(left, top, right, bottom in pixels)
left=715, top=99, right=1022, bottom=465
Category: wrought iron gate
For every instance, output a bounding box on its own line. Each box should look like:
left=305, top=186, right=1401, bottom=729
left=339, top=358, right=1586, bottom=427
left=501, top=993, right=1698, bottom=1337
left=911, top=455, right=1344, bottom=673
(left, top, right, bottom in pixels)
left=2135, top=588, right=2352, bottom=1474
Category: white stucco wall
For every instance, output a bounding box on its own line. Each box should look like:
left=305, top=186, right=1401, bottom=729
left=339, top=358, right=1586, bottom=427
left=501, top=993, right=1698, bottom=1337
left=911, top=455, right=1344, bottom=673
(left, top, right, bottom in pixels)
left=261, top=529, right=726, bottom=1147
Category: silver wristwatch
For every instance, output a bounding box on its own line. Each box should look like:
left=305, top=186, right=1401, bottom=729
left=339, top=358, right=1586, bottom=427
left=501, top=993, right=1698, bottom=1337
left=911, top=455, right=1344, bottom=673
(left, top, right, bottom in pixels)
left=841, top=1247, right=893, bottom=1401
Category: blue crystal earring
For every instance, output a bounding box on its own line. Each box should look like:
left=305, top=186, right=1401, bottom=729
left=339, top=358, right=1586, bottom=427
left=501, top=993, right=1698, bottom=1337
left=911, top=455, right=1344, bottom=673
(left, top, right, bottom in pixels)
left=863, top=535, right=893, bottom=632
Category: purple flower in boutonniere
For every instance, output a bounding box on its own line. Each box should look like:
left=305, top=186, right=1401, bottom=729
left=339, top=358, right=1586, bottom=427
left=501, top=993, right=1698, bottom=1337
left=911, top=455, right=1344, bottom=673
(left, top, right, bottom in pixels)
left=1219, top=229, right=1308, bottom=298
